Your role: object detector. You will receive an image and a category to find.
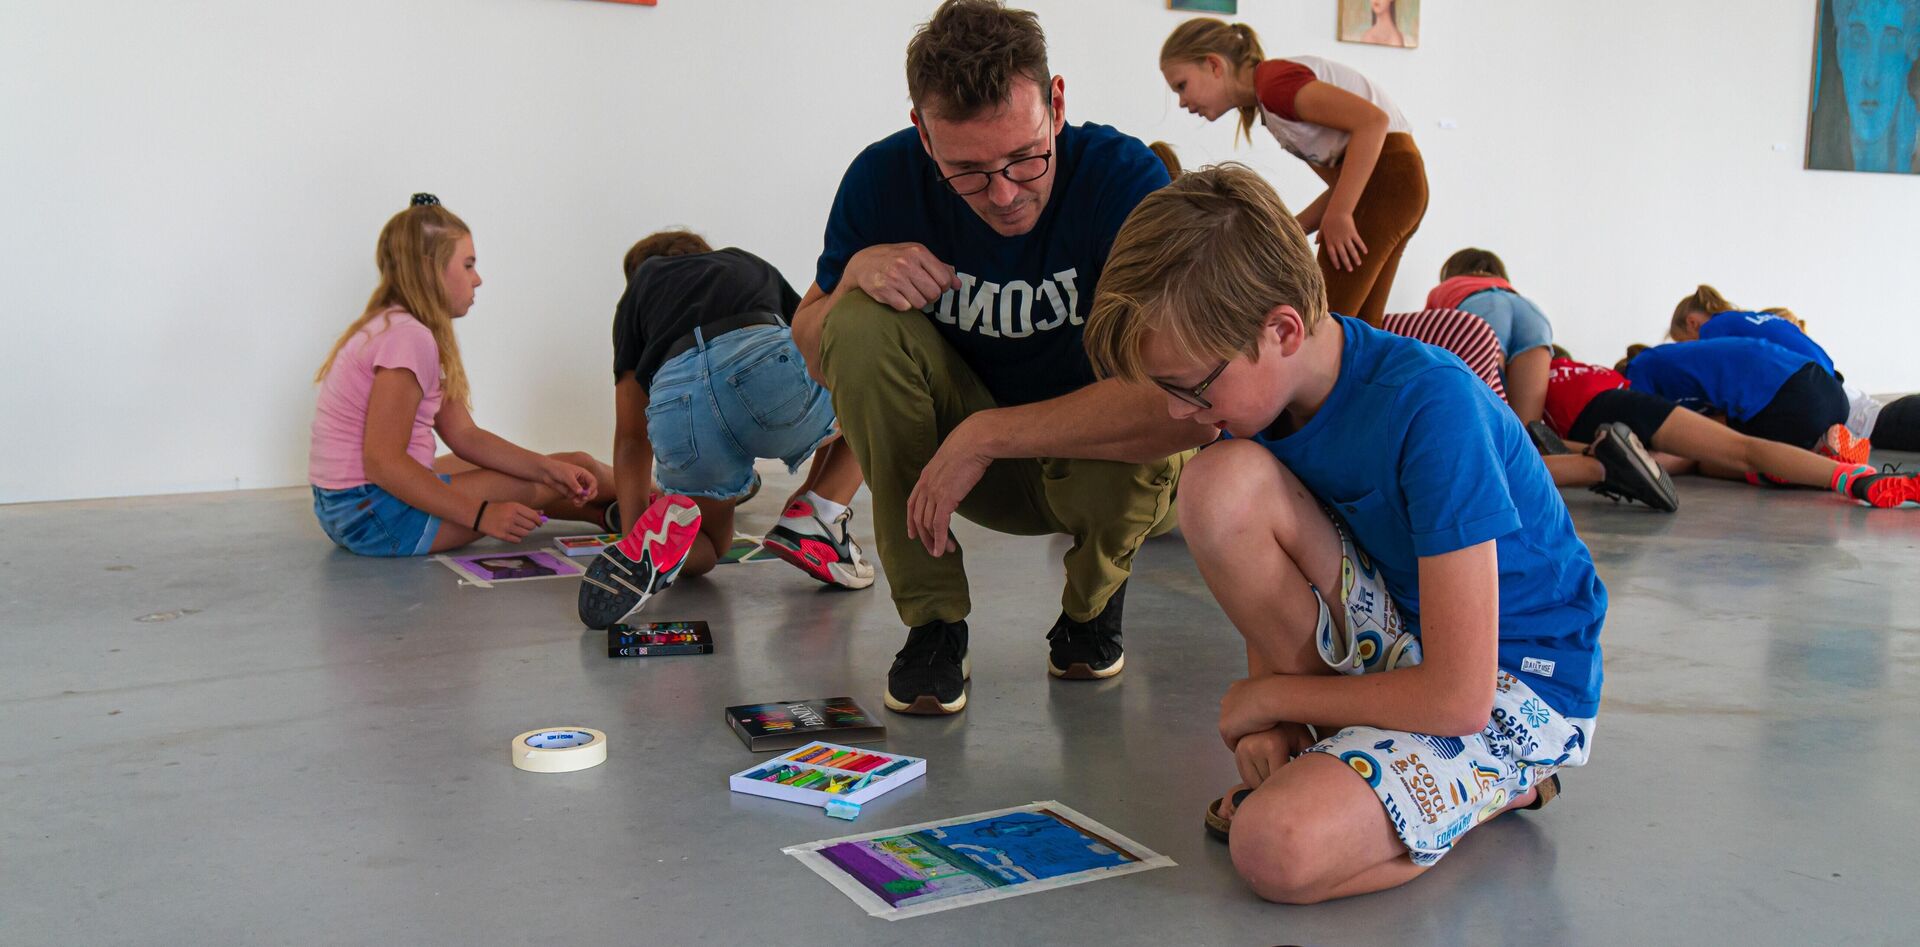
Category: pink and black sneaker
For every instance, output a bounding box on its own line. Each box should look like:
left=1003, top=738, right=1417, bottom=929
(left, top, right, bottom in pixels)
left=762, top=497, right=876, bottom=590
left=577, top=494, right=702, bottom=628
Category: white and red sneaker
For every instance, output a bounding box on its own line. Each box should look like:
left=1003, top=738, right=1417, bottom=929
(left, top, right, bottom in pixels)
left=762, top=497, right=876, bottom=590
left=1816, top=423, right=1872, bottom=467
left=577, top=494, right=702, bottom=628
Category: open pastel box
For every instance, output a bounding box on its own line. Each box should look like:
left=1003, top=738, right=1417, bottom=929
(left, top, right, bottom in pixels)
left=727, top=741, right=926, bottom=809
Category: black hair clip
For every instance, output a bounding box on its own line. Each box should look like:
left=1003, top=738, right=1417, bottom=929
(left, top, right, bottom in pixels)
left=411, top=193, right=440, bottom=207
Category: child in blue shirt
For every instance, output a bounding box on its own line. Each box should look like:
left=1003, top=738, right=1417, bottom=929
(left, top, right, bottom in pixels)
left=1084, top=164, right=1604, bottom=903
left=1619, top=337, right=1849, bottom=452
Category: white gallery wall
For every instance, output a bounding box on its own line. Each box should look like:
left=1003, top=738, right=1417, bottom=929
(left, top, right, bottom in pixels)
left=2, top=0, right=1915, bottom=503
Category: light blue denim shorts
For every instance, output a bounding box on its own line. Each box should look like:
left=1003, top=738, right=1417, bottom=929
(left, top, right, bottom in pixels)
left=646, top=324, right=836, bottom=500
left=1457, top=289, right=1555, bottom=360
left=312, top=473, right=449, bottom=557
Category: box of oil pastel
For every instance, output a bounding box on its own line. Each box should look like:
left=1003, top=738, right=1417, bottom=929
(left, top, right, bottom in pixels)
left=728, top=741, right=926, bottom=809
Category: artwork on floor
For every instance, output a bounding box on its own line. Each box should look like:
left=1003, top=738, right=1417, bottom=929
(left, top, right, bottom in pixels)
left=436, top=549, right=585, bottom=587
left=1339, top=0, right=1420, bottom=49
left=785, top=802, right=1175, bottom=921
left=718, top=533, right=775, bottom=565
left=1168, top=0, right=1237, bottom=13
left=1807, top=0, right=1920, bottom=174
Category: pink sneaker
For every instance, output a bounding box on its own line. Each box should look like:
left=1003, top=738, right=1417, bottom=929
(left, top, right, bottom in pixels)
left=576, top=494, right=701, bottom=628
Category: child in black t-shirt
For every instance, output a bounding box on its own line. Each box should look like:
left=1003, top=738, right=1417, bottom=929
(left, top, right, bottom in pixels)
left=576, top=230, right=874, bottom=630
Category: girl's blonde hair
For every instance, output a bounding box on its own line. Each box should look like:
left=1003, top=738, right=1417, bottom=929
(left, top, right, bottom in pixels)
left=1160, top=18, right=1266, bottom=146
left=1086, top=163, right=1324, bottom=384
left=1761, top=305, right=1807, bottom=331
left=316, top=200, right=473, bottom=406
left=1669, top=284, right=1739, bottom=340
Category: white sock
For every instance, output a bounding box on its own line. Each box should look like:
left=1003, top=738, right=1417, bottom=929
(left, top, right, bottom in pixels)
left=802, top=491, right=848, bottom=522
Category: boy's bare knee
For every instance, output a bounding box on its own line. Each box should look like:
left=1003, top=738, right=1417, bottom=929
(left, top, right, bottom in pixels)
left=1228, top=796, right=1334, bottom=904
left=1179, top=442, right=1290, bottom=540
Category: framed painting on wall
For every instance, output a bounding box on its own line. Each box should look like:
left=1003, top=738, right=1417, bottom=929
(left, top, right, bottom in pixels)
left=1169, top=0, right=1238, bottom=13
left=1339, top=0, right=1420, bottom=49
left=1807, top=0, right=1920, bottom=174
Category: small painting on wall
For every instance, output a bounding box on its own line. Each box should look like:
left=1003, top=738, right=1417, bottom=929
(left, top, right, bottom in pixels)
left=1169, top=0, right=1237, bottom=13
left=1339, top=0, right=1420, bottom=49
left=1807, top=0, right=1920, bottom=174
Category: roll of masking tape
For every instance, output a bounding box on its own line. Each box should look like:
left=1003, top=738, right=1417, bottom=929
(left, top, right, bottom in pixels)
left=510, top=727, right=607, bottom=773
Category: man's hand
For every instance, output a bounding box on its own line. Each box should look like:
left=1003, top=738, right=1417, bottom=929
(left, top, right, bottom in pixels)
left=1220, top=676, right=1285, bottom=750
left=846, top=242, right=960, bottom=312
left=906, top=415, right=994, bottom=558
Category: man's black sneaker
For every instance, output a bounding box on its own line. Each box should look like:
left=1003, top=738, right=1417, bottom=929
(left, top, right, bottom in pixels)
left=1528, top=420, right=1572, bottom=456
left=1587, top=422, right=1679, bottom=513
left=1046, top=581, right=1126, bottom=680
left=885, top=620, right=970, bottom=715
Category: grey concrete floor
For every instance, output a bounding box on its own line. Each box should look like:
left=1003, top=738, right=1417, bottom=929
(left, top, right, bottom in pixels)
left=4, top=460, right=1917, bottom=945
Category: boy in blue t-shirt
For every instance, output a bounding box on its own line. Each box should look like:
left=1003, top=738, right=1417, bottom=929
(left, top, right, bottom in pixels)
left=1084, top=165, right=1605, bottom=904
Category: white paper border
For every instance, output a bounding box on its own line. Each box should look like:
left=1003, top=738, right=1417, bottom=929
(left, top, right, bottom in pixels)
left=782, top=800, right=1175, bottom=921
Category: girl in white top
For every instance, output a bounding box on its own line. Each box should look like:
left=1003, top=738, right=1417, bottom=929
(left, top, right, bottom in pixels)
left=1160, top=19, right=1428, bottom=327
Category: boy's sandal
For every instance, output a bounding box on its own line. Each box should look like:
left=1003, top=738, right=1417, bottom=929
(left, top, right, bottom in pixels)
left=1204, top=788, right=1253, bottom=843
left=1521, top=774, right=1561, bottom=811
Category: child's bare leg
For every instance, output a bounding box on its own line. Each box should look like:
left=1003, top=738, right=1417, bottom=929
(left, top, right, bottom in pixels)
left=787, top=436, right=864, bottom=507
left=1178, top=440, right=1348, bottom=673
left=677, top=496, right=737, bottom=579
left=1650, top=408, right=1839, bottom=487
left=1541, top=453, right=1604, bottom=488
left=1228, top=753, right=1426, bottom=902
left=429, top=466, right=569, bottom=553
left=1505, top=347, right=1552, bottom=425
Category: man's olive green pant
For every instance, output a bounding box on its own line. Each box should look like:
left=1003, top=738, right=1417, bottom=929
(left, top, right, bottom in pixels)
left=818, top=290, right=1185, bottom=628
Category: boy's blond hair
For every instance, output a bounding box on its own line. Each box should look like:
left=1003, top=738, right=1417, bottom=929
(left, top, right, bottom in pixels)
left=1086, top=163, right=1325, bottom=384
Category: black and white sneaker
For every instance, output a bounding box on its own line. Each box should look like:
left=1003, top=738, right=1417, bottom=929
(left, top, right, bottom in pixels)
left=884, top=620, right=969, bottom=715
left=1586, top=422, right=1679, bottom=513
left=1046, top=581, right=1126, bottom=680
left=1528, top=420, right=1572, bottom=456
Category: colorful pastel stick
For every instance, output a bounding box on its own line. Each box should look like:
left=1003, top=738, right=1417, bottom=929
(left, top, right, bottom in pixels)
left=792, top=747, right=832, bottom=764
left=851, top=755, right=890, bottom=773
left=778, top=768, right=811, bottom=785
left=872, top=758, right=914, bottom=777
left=819, top=750, right=856, bottom=768
left=791, top=769, right=826, bottom=789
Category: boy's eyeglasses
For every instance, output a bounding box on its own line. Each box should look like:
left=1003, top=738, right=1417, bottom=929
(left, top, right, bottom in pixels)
left=1155, top=359, right=1230, bottom=409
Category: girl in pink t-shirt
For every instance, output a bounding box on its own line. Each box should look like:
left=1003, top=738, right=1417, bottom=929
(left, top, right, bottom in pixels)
left=309, top=194, right=616, bottom=556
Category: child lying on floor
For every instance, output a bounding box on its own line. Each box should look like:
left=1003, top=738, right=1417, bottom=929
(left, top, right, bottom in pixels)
left=309, top=194, right=615, bottom=557
left=1536, top=352, right=1917, bottom=509
left=1086, top=164, right=1603, bottom=903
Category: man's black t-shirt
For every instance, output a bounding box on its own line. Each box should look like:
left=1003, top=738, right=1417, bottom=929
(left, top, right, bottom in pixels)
left=612, top=248, right=801, bottom=389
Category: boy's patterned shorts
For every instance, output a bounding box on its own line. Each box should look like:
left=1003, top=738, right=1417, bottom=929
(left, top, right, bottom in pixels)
left=1303, top=512, right=1597, bottom=866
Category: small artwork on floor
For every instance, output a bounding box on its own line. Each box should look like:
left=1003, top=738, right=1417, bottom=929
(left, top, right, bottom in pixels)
left=785, top=802, right=1175, bottom=921
left=1168, top=0, right=1237, bottom=13
left=1807, top=0, right=1920, bottom=174
left=436, top=549, right=586, bottom=586
left=719, top=533, right=776, bottom=565
left=1339, top=0, right=1420, bottom=49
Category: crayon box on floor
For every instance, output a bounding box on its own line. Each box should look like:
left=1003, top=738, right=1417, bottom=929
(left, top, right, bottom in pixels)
left=728, top=742, right=926, bottom=809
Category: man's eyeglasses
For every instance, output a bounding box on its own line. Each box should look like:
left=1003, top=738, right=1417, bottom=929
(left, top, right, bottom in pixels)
left=935, top=151, right=1053, bottom=196
left=1155, top=359, right=1230, bottom=409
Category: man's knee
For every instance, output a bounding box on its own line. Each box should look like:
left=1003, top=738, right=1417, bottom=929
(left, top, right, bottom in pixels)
left=819, top=290, right=914, bottom=385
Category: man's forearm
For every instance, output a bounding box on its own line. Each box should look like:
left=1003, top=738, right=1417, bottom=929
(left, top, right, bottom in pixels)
left=970, top=379, right=1216, bottom=463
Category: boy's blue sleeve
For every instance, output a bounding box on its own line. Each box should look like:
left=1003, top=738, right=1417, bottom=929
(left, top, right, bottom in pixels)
left=815, top=148, right=883, bottom=294
left=1396, top=369, right=1523, bottom=557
